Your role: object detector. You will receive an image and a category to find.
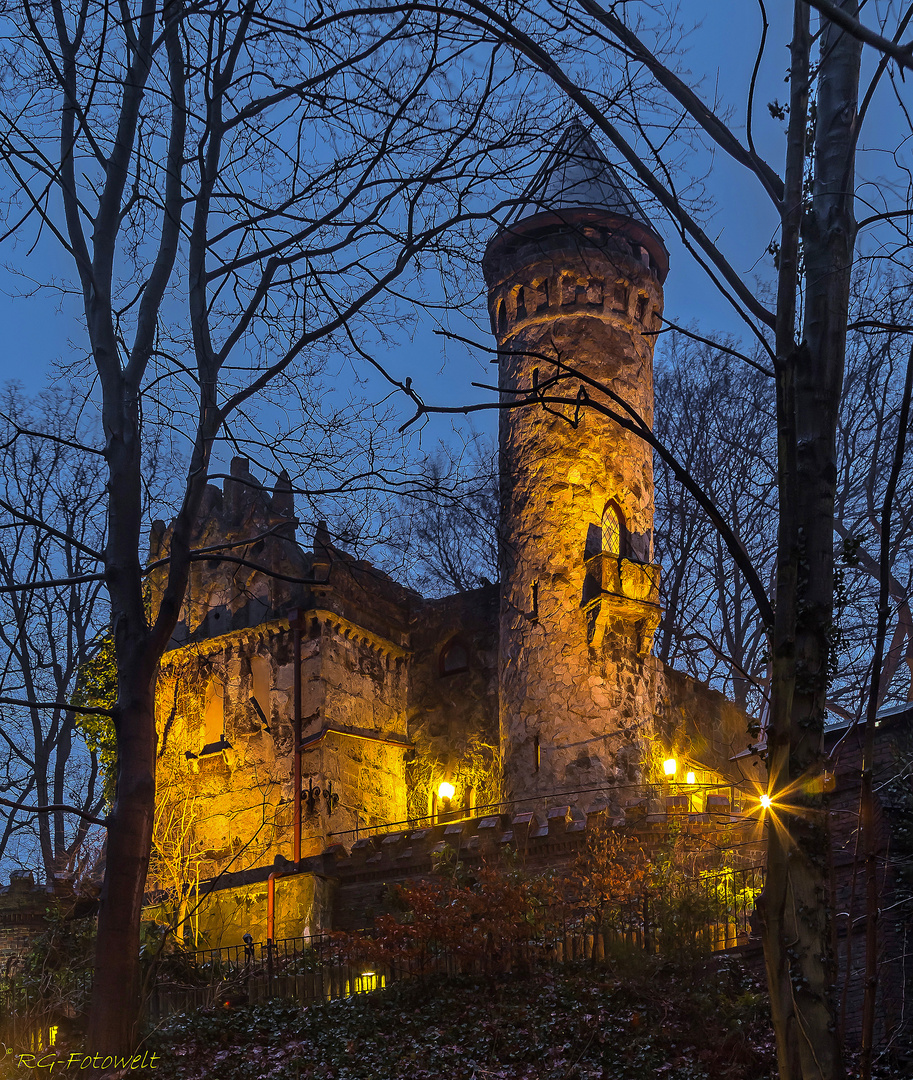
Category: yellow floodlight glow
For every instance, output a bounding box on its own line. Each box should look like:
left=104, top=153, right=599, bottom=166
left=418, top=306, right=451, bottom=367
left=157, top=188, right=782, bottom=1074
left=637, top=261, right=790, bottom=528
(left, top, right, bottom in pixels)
left=685, top=771, right=696, bottom=785
left=760, top=793, right=772, bottom=810
left=663, top=758, right=677, bottom=776
left=438, top=781, right=455, bottom=801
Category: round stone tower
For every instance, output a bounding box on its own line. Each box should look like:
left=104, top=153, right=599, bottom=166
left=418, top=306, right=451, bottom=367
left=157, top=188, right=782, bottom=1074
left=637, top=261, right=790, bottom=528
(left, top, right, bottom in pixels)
left=483, top=122, right=668, bottom=810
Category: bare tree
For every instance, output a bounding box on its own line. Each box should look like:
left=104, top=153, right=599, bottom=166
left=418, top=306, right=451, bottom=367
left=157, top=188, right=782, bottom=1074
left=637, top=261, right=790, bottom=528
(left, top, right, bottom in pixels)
left=654, top=290, right=913, bottom=726
left=653, top=337, right=778, bottom=712
left=0, top=387, right=109, bottom=880
left=0, top=0, right=530, bottom=1048
left=383, top=435, right=499, bottom=596
left=389, top=2, right=913, bottom=1077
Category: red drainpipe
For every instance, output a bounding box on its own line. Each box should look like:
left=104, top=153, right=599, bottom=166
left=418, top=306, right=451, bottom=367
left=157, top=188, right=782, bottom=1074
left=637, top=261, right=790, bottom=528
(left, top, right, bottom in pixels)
left=270, top=611, right=304, bottom=946
left=267, top=869, right=296, bottom=944
left=293, top=613, right=302, bottom=866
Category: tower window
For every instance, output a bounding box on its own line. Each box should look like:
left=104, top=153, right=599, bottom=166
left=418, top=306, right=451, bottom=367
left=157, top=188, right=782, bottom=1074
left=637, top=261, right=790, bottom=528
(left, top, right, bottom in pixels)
left=534, top=279, right=549, bottom=311
left=515, top=287, right=527, bottom=320
left=635, top=295, right=648, bottom=322
left=439, top=638, right=469, bottom=676
left=601, top=504, right=624, bottom=558
left=497, top=301, right=507, bottom=335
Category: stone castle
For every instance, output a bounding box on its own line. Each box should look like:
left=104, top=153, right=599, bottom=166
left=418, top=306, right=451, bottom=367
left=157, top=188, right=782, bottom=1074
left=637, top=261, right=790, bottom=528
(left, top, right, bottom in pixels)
left=146, top=122, right=758, bottom=945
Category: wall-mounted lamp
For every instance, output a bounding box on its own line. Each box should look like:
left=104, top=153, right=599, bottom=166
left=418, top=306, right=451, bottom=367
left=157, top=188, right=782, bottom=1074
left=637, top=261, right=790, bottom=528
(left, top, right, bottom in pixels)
left=685, top=771, right=696, bottom=785
left=324, top=779, right=340, bottom=815
left=303, top=778, right=321, bottom=816
left=663, top=758, right=677, bottom=777
left=438, top=781, right=455, bottom=801
left=760, top=793, right=772, bottom=810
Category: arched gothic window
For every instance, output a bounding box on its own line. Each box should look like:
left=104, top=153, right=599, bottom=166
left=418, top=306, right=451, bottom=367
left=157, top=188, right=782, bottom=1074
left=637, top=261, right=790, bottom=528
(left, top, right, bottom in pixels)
left=601, top=503, right=623, bottom=557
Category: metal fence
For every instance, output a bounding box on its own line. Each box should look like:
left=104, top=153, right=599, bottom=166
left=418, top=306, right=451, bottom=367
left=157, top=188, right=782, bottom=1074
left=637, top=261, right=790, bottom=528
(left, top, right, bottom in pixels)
left=1, top=865, right=764, bottom=1036
left=146, top=865, right=765, bottom=1018
left=0, top=971, right=92, bottom=1051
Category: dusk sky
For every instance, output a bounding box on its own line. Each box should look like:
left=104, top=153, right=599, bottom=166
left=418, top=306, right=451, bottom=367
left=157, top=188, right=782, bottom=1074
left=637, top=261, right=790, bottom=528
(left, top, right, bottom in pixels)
left=0, top=3, right=905, bottom=462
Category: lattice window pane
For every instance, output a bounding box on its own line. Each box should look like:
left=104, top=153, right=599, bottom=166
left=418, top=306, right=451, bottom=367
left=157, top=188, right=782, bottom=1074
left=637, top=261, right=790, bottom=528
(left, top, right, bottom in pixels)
left=602, top=506, right=621, bottom=556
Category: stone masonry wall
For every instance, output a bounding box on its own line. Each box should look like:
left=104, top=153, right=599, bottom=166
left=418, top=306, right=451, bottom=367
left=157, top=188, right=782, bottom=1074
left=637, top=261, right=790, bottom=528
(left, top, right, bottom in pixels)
left=655, top=663, right=759, bottom=787
left=155, top=623, right=298, bottom=881
left=406, top=585, right=500, bottom=822
left=826, top=716, right=907, bottom=1047
left=0, top=873, right=50, bottom=966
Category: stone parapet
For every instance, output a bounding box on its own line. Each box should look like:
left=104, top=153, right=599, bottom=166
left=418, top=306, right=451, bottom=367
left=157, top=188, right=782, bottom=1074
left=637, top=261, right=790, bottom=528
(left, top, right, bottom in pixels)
left=322, top=804, right=764, bottom=930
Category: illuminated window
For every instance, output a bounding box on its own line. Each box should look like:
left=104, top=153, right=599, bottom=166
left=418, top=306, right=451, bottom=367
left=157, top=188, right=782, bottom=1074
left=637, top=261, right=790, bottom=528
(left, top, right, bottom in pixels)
left=601, top=504, right=623, bottom=557
left=203, top=680, right=224, bottom=745
left=199, top=678, right=230, bottom=754
left=250, top=655, right=270, bottom=713
left=169, top=672, right=203, bottom=752
left=440, top=638, right=469, bottom=676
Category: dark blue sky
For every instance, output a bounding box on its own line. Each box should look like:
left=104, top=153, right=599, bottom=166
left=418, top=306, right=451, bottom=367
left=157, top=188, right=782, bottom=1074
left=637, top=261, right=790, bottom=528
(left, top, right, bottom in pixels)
left=0, top=4, right=906, bottom=468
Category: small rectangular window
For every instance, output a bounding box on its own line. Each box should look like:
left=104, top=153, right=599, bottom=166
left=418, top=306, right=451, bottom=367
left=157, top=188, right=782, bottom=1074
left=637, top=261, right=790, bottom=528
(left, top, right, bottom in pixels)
left=250, top=655, right=270, bottom=714
left=534, top=279, right=549, bottom=311
left=202, top=679, right=225, bottom=750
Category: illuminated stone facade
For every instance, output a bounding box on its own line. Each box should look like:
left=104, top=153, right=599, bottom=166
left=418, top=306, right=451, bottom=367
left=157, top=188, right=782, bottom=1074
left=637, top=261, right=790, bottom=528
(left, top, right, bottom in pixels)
left=484, top=122, right=666, bottom=803
left=147, top=124, right=755, bottom=945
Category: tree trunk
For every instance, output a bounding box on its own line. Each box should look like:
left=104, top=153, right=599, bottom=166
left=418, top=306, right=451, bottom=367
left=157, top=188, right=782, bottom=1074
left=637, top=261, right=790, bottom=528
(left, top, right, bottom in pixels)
left=762, top=4, right=861, bottom=1079
left=87, top=663, right=156, bottom=1050
left=88, top=367, right=160, bottom=1050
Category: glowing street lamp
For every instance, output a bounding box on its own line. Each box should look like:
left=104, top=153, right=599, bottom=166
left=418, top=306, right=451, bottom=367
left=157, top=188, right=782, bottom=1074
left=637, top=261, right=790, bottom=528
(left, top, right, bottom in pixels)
left=685, top=771, right=696, bottom=785
left=760, top=793, right=772, bottom=810
left=663, top=758, right=677, bottom=777
left=438, top=781, right=455, bottom=801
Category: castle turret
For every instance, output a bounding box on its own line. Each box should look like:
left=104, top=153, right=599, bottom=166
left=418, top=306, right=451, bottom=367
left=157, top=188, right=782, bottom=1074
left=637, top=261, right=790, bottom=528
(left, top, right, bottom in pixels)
left=483, top=122, right=667, bottom=808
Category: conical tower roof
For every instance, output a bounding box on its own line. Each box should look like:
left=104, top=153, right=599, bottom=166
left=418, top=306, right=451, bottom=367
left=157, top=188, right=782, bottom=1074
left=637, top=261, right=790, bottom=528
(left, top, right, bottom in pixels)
left=511, top=120, right=654, bottom=228
left=484, top=121, right=668, bottom=284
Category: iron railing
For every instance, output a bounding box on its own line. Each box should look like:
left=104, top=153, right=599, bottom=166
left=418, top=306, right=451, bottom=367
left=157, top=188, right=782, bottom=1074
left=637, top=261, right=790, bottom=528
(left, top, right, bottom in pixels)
left=0, top=865, right=765, bottom=1035
left=145, top=865, right=764, bottom=1018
